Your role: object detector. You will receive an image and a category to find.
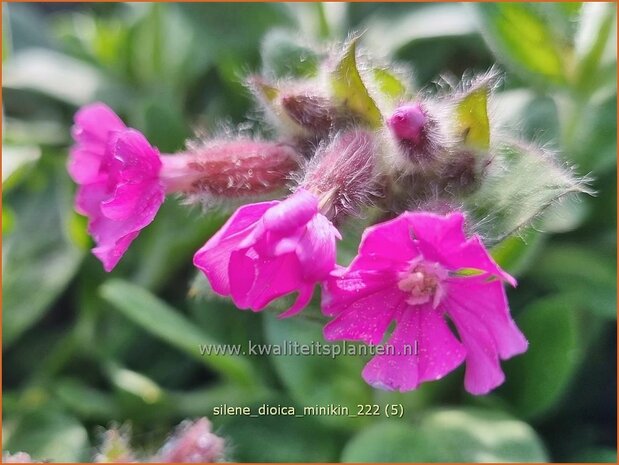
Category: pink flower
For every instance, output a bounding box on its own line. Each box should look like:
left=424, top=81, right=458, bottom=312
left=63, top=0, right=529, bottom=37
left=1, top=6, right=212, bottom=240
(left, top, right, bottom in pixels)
left=69, top=103, right=165, bottom=271
left=322, top=211, right=527, bottom=395
left=194, top=188, right=341, bottom=316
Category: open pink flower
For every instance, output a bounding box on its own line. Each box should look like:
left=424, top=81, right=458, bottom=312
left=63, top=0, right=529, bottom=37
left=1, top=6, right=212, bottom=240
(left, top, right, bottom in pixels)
left=194, top=188, right=341, bottom=316
left=69, top=103, right=165, bottom=271
left=322, top=211, right=527, bottom=395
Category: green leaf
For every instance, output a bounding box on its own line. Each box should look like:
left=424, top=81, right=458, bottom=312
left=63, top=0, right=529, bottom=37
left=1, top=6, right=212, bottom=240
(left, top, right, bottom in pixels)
left=465, top=142, right=589, bottom=243
left=100, top=279, right=255, bottom=385
left=474, top=3, right=568, bottom=86
left=3, top=409, right=89, bottom=462
left=177, top=3, right=294, bottom=59
left=330, top=38, right=383, bottom=128
left=454, top=84, right=491, bottom=150
left=130, top=203, right=226, bottom=291
left=342, top=421, right=444, bottom=462
left=53, top=378, right=121, bottom=421
left=2, top=144, right=41, bottom=189
left=527, top=244, right=617, bottom=319
left=574, top=3, right=617, bottom=95
left=221, top=399, right=340, bottom=462
left=264, top=313, right=372, bottom=430
left=342, top=408, right=547, bottom=462
left=501, top=294, right=583, bottom=418
left=137, top=98, right=189, bottom=153
left=364, top=4, right=478, bottom=55
left=3, top=48, right=106, bottom=105
left=490, top=229, right=544, bottom=277
left=3, top=158, right=84, bottom=347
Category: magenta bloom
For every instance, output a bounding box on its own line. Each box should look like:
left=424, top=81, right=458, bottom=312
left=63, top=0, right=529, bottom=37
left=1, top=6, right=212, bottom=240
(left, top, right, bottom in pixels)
left=322, top=211, right=527, bottom=395
left=194, top=188, right=341, bottom=316
left=69, top=103, right=165, bottom=271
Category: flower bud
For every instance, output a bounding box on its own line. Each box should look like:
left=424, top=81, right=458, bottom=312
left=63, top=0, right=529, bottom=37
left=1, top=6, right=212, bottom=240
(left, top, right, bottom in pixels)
left=281, top=94, right=334, bottom=135
left=161, top=139, right=302, bottom=201
left=387, top=102, right=443, bottom=164
left=280, top=93, right=356, bottom=137
left=155, top=418, right=225, bottom=463
left=302, top=130, right=378, bottom=222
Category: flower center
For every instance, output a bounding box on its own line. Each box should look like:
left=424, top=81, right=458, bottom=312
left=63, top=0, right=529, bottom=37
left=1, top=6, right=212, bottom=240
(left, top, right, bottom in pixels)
left=397, top=259, right=447, bottom=308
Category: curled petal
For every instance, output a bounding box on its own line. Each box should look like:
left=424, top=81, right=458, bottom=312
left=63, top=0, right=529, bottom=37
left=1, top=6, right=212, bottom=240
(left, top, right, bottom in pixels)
left=446, top=277, right=528, bottom=359
left=262, top=188, right=318, bottom=233
left=193, top=202, right=276, bottom=295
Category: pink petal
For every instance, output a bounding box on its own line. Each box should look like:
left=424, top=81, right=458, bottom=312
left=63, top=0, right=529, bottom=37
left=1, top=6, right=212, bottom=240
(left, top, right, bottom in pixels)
left=228, top=250, right=304, bottom=311
left=108, top=129, right=162, bottom=181
left=321, top=264, right=404, bottom=317
left=69, top=103, right=126, bottom=184
left=262, top=188, right=318, bottom=234
left=278, top=284, right=315, bottom=318
left=193, top=202, right=275, bottom=295
left=406, top=211, right=515, bottom=285
left=444, top=297, right=506, bottom=395
left=76, top=181, right=108, bottom=217
left=295, top=214, right=340, bottom=281
left=323, top=286, right=404, bottom=344
left=93, top=230, right=140, bottom=272
left=362, top=305, right=466, bottom=392
left=446, top=277, right=528, bottom=359
left=88, top=183, right=165, bottom=271
left=356, top=213, right=420, bottom=265
left=100, top=182, right=150, bottom=221
left=73, top=102, right=125, bottom=145
left=68, top=146, right=106, bottom=184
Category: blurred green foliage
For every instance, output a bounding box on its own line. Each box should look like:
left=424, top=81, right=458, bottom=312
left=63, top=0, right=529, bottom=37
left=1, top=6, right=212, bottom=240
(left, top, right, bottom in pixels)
left=2, top=2, right=616, bottom=462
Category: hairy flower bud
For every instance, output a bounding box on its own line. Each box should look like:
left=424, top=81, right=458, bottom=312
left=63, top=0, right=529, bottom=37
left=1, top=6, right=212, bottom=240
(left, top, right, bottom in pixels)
left=280, top=93, right=357, bottom=137
left=162, top=139, right=301, bottom=201
left=302, top=130, right=378, bottom=222
left=155, top=418, right=225, bottom=463
left=281, top=94, right=335, bottom=135
left=387, top=102, right=444, bottom=165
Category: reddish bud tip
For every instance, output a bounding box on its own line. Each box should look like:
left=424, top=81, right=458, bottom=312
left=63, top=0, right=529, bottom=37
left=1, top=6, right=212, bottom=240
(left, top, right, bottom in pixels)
left=387, top=103, right=426, bottom=143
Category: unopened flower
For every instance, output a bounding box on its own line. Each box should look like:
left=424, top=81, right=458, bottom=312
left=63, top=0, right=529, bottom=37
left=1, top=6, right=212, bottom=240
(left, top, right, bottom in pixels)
left=155, top=418, right=225, bottom=463
left=387, top=102, right=444, bottom=165
left=69, top=103, right=301, bottom=271
left=169, top=139, right=300, bottom=202
left=322, top=211, right=527, bottom=395
left=194, top=188, right=340, bottom=316
left=302, top=130, right=379, bottom=222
